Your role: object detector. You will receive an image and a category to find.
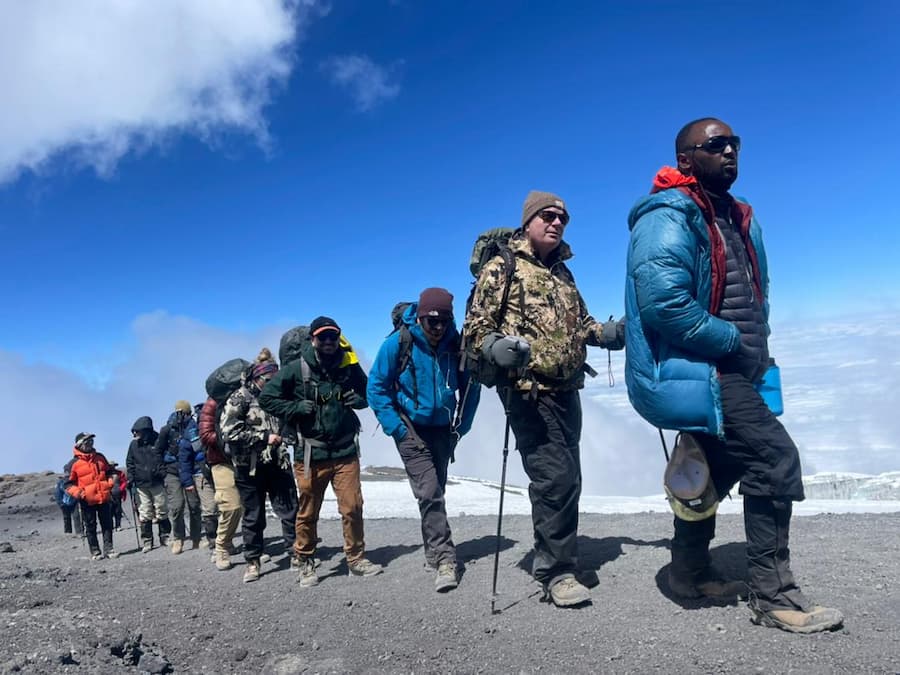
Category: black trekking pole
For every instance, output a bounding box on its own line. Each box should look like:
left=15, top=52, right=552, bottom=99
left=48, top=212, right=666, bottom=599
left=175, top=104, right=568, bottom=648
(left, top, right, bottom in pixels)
left=129, top=486, right=141, bottom=549
left=491, top=387, right=514, bottom=615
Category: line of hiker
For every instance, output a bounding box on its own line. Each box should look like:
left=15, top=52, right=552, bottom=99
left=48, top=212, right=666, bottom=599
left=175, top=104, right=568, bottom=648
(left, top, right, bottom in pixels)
left=55, top=117, right=843, bottom=634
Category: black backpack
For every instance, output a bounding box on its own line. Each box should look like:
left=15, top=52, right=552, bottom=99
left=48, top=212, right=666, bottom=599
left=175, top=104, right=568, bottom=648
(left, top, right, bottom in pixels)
left=460, top=228, right=517, bottom=387
left=387, top=302, right=419, bottom=409
left=205, top=358, right=251, bottom=406
left=279, top=325, right=310, bottom=366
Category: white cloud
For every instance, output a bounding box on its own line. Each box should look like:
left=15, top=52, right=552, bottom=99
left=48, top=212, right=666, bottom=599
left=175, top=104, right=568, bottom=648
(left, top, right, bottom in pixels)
left=320, top=54, right=401, bottom=111
left=0, top=0, right=329, bottom=183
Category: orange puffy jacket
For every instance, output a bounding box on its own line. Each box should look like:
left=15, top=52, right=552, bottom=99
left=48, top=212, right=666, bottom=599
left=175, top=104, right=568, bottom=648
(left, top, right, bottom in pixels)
left=66, top=448, right=114, bottom=505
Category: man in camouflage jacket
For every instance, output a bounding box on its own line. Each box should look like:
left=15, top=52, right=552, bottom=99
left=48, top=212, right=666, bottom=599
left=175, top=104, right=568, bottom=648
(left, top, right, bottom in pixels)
left=465, top=190, right=624, bottom=608
left=221, top=351, right=299, bottom=582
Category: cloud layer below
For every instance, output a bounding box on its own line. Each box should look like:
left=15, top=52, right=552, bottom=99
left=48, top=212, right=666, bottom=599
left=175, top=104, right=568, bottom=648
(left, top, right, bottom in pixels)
left=3, top=310, right=898, bottom=497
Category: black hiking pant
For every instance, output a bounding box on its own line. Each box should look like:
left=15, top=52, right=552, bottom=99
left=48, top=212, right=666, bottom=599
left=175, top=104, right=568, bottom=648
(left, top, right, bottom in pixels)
left=397, top=424, right=456, bottom=567
left=80, top=502, right=114, bottom=555
left=234, top=458, right=298, bottom=562
left=672, top=373, right=808, bottom=610
left=504, top=387, right=582, bottom=587
left=62, top=505, right=81, bottom=534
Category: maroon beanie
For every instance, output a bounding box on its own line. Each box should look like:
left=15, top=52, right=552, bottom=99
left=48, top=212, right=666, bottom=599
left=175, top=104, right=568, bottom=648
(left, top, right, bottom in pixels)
left=417, top=287, right=454, bottom=318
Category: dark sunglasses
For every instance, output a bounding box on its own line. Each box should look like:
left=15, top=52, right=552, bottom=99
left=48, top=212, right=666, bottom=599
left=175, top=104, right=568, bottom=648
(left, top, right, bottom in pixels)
left=692, top=135, right=741, bottom=154
left=315, top=330, right=340, bottom=342
left=537, top=210, right=569, bottom=225
left=423, top=316, right=449, bottom=330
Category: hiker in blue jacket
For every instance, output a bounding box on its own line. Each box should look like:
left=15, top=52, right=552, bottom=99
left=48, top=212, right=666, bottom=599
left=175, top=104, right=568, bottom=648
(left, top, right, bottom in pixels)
left=625, top=117, right=842, bottom=634
left=368, top=287, right=481, bottom=592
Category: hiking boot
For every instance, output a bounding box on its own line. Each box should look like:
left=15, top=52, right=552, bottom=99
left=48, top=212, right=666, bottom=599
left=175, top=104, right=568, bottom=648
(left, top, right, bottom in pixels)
left=141, top=542, right=152, bottom=554
left=290, top=555, right=303, bottom=570
left=668, top=568, right=747, bottom=600
left=159, top=535, right=169, bottom=547
left=190, top=539, right=202, bottom=551
left=198, top=539, right=210, bottom=550
left=171, top=539, right=183, bottom=555
left=434, top=561, right=458, bottom=592
left=106, top=550, right=120, bottom=559
left=260, top=553, right=271, bottom=564
left=215, top=549, right=233, bottom=571
left=750, top=603, right=844, bottom=634
left=348, top=558, right=384, bottom=577
left=90, top=551, right=104, bottom=561
left=243, top=559, right=261, bottom=583
left=297, top=557, right=319, bottom=588
left=547, top=576, right=591, bottom=607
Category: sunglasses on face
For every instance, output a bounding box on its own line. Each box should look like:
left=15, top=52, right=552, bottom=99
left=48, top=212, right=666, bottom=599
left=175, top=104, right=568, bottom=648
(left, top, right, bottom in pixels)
left=692, top=135, right=741, bottom=154
left=315, top=331, right=340, bottom=342
left=537, top=210, right=569, bottom=226
left=423, top=316, right=449, bottom=330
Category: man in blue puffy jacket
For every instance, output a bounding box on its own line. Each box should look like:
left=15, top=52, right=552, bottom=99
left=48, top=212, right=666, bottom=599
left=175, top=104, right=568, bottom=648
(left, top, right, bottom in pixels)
left=625, top=118, right=842, bottom=633
left=368, top=287, right=480, bottom=592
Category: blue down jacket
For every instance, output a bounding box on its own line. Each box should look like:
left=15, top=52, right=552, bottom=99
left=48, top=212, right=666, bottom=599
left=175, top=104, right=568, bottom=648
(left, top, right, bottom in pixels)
left=624, top=174, right=769, bottom=438
left=367, top=303, right=480, bottom=441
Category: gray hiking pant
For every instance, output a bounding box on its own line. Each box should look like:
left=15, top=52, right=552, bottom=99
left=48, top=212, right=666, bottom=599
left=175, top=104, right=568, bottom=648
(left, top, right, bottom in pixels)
left=396, top=425, right=456, bottom=567
left=164, top=473, right=202, bottom=543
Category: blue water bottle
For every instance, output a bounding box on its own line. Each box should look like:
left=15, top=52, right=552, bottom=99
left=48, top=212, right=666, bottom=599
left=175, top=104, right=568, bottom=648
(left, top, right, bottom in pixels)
left=757, top=358, right=784, bottom=416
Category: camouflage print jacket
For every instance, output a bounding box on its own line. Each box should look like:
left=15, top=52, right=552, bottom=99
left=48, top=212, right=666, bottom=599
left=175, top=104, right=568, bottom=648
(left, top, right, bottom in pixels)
left=220, top=384, right=293, bottom=468
left=465, top=232, right=611, bottom=391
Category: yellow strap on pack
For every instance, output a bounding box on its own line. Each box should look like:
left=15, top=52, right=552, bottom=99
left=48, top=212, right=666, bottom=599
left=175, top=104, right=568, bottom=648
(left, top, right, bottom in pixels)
left=339, top=335, right=359, bottom=367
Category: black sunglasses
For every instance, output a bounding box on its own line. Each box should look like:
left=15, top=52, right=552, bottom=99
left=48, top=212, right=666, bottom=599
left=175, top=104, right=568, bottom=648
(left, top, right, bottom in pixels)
left=315, top=331, right=340, bottom=342
left=423, top=316, right=450, bottom=330
left=692, top=135, right=741, bottom=154
left=537, top=210, right=569, bottom=225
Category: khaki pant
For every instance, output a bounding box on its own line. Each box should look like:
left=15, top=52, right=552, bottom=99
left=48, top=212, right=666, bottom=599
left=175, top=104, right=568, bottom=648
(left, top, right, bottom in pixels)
left=293, top=456, right=365, bottom=564
left=211, top=463, right=242, bottom=554
left=136, top=484, right=167, bottom=522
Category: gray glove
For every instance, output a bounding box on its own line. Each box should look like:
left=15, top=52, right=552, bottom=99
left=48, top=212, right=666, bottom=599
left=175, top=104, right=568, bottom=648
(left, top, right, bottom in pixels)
left=484, top=334, right=531, bottom=369
left=600, top=317, right=626, bottom=350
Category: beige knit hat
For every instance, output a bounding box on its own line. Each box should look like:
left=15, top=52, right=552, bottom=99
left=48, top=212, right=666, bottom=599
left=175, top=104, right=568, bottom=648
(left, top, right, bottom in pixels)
left=174, top=400, right=192, bottom=413
left=521, top=190, right=567, bottom=228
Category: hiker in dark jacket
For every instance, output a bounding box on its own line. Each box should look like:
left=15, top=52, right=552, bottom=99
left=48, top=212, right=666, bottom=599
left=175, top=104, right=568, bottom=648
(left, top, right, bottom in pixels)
left=368, top=288, right=480, bottom=592
left=178, top=403, right=218, bottom=553
left=221, top=348, right=299, bottom=583
left=126, top=416, right=170, bottom=553
left=199, top=396, right=243, bottom=570
left=625, top=117, right=842, bottom=634
left=155, top=401, right=203, bottom=555
left=260, top=316, right=383, bottom=587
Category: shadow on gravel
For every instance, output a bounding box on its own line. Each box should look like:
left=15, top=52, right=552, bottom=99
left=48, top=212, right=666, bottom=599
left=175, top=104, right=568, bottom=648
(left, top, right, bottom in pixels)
left=654, top=541, right=748, bottom=609
left=517, top=535, right=670, bottom=588
left=457, top=534, right=516, bottom=565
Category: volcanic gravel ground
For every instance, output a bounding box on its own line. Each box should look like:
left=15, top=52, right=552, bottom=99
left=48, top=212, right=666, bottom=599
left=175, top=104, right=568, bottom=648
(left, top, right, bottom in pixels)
left=1, top=472, right=898, bottom=674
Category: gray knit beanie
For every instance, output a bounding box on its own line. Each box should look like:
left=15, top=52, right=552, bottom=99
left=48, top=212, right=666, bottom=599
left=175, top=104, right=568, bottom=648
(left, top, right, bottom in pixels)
left=521, top=190, right=567, bottom=229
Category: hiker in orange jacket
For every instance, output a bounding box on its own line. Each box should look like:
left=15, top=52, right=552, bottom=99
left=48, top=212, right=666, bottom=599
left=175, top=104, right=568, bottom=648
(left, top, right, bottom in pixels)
left=66, top=432, right=119, bottom=560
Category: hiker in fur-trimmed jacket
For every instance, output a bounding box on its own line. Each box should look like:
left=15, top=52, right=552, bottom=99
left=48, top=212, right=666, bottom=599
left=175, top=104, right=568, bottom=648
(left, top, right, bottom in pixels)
left=66, top=432, right=118, bottom=560
left=220, top=348, right=299, bottom=583
left=464, top=190, right=624, bottom=609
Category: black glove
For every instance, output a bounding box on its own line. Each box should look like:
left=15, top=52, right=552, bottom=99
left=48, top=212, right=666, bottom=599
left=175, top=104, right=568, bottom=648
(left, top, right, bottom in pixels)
left=293, top=400, right=315, bottom=417
left=483, top=333, right=531, bottom=369
left=600, top=317, right=626, bottom=350
left=342, top=390, right=363, bottom=408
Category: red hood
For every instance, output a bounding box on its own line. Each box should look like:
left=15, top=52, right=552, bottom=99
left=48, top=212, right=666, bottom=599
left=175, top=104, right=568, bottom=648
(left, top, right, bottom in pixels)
left=651, top=166, right=697, bottom=193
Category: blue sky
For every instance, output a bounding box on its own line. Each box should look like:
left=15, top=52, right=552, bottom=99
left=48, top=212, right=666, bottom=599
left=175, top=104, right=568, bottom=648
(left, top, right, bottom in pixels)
left=1, top=1, right=898, bottom=482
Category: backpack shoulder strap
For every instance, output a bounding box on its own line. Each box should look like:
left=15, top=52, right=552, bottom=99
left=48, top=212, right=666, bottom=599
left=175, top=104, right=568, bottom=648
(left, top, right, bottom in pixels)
left=496, top=245, right=517, bottom=319
left=394, top=325, right=419, bottom=410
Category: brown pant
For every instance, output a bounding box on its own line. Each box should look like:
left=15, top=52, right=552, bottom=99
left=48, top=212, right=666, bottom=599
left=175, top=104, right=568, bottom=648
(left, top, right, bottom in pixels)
left=293, top=456, right=365, bottom=564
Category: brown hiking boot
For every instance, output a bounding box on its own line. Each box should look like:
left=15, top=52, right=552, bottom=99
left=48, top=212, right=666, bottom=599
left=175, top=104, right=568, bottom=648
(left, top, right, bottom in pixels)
left=243, top=559, right=261, bottom=583
left=171, top=539, right=183, bottom=555
left=546, top=575, right=591, bottom=607
left=668, top=568, right=747, bottom=600
left=214, top=549, right=233, bottom=571
left=751, top=604, right=844, bottom=634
